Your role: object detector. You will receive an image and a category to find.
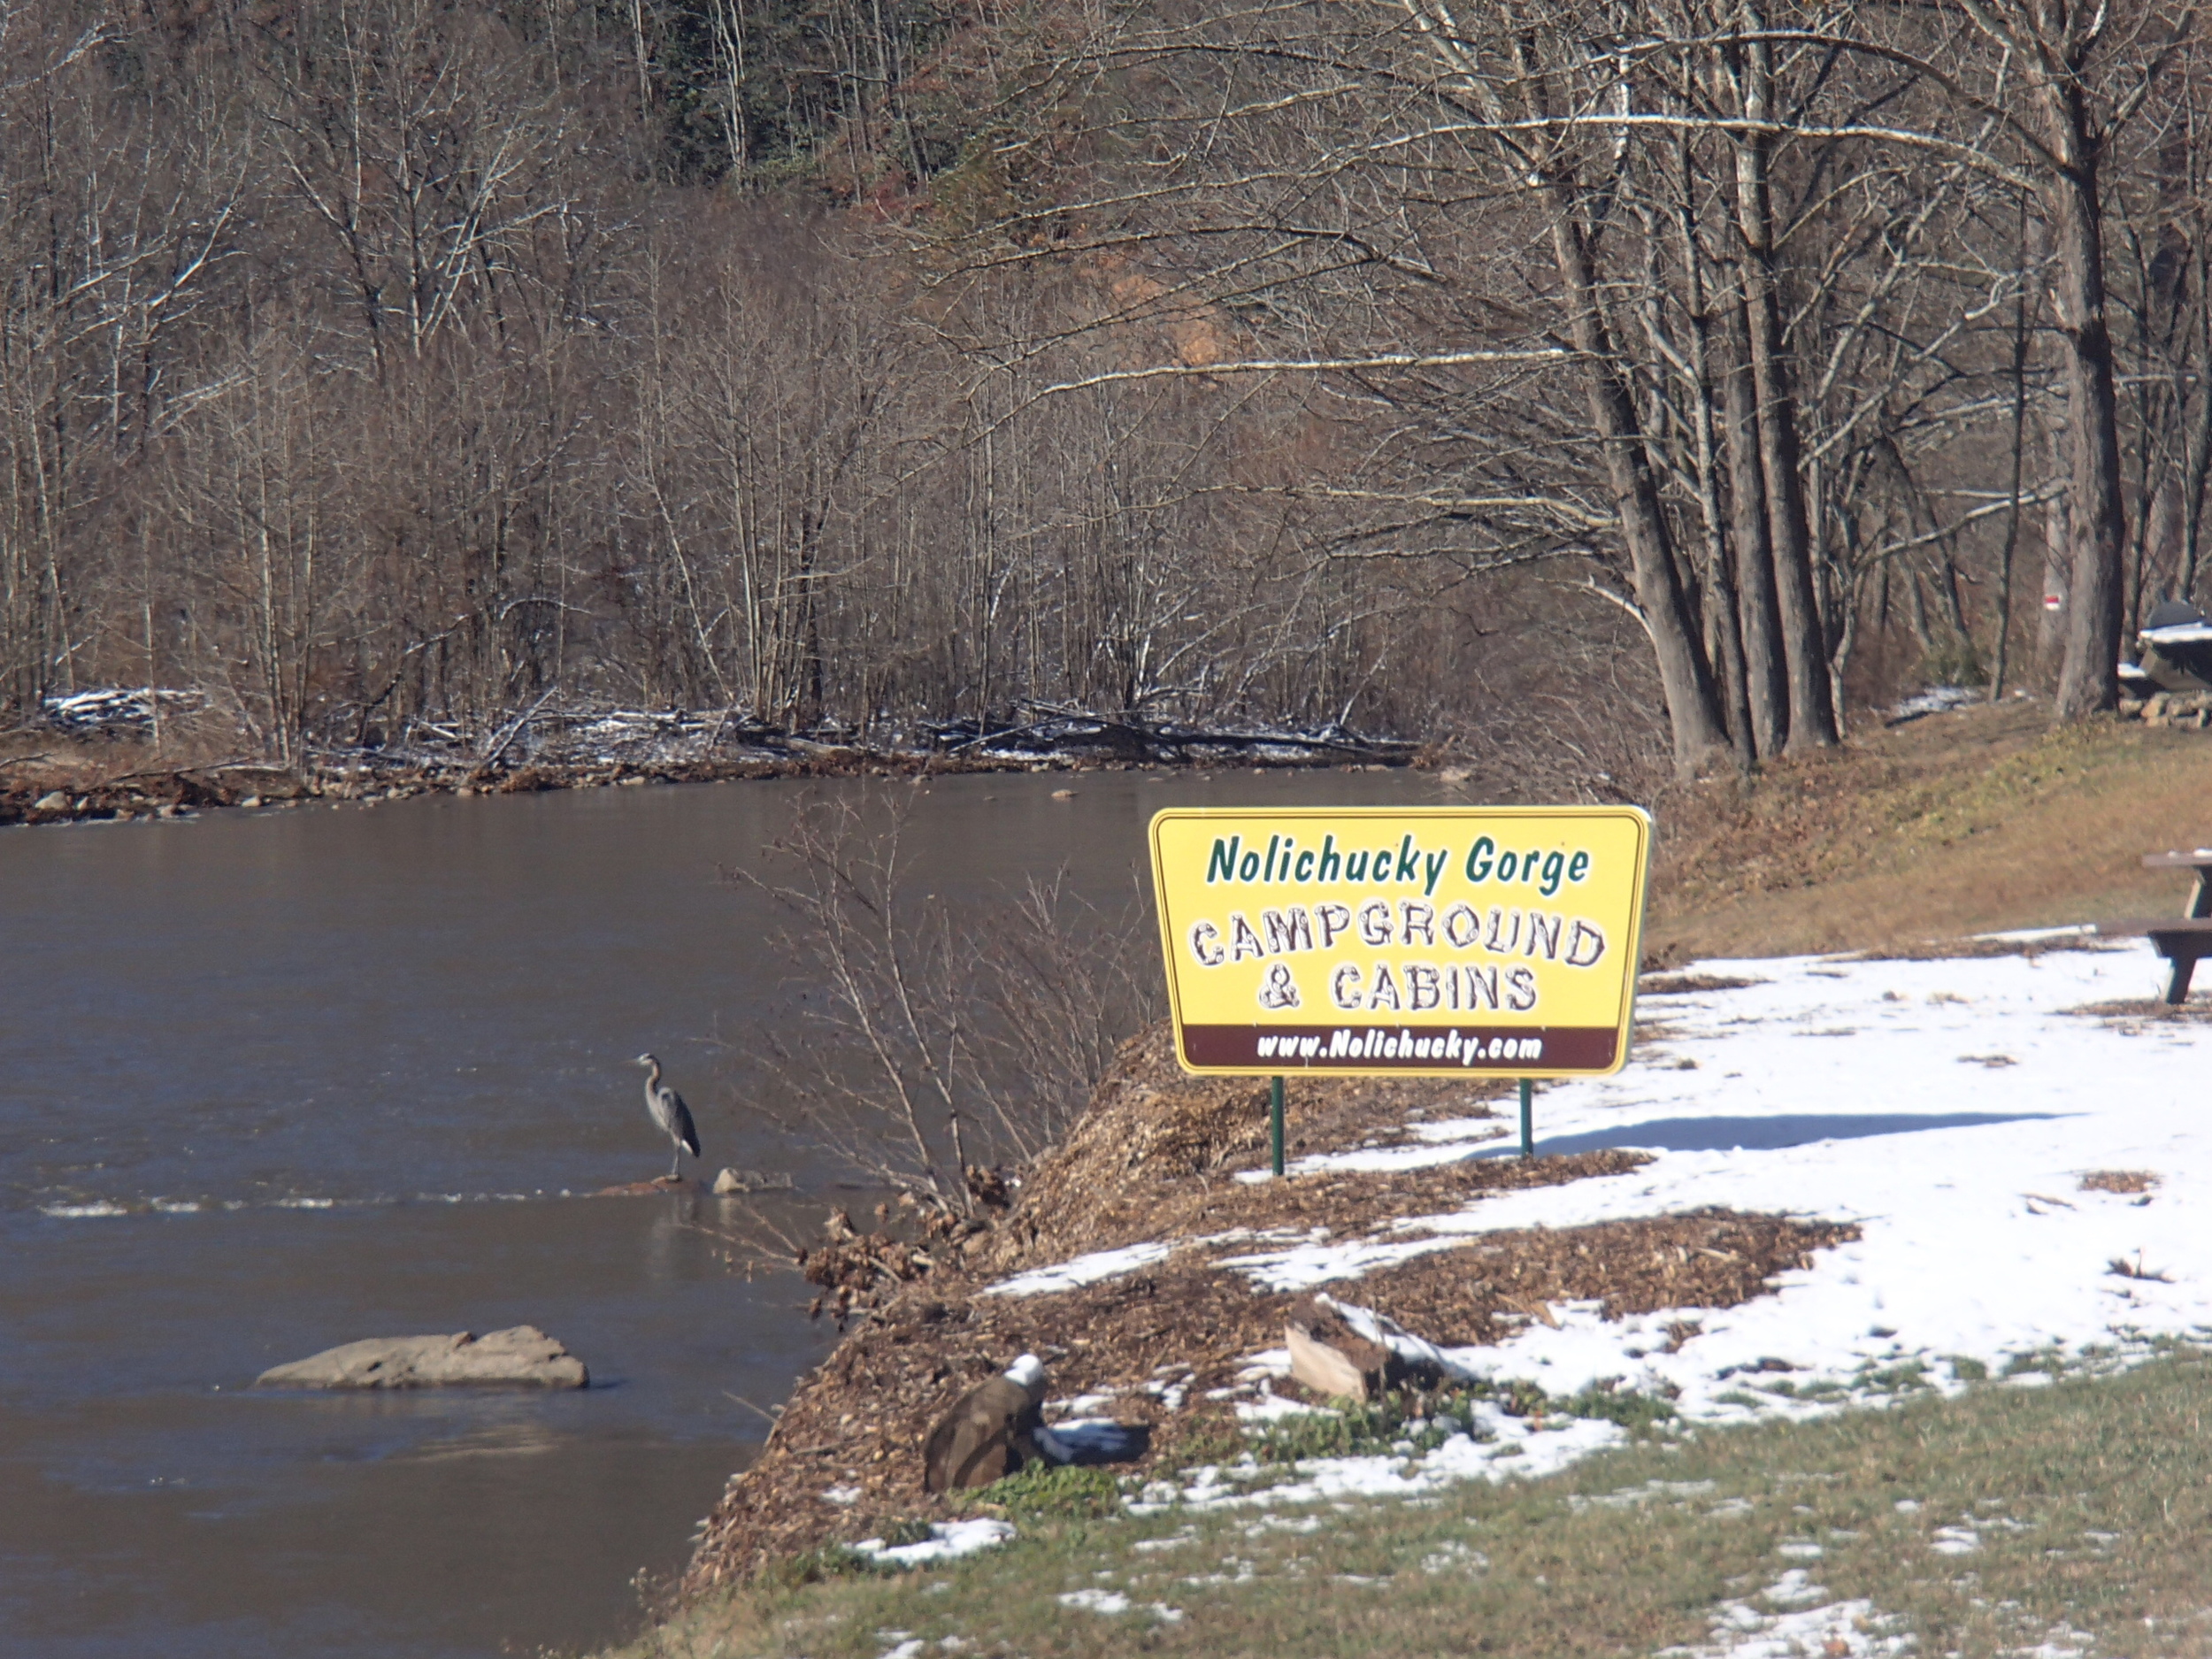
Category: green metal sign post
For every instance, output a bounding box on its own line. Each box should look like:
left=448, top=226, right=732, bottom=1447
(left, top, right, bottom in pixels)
left=1271, top=1074, right=1286, bottom=1177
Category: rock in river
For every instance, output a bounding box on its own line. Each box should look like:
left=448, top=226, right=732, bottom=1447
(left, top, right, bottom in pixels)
left=255, top=1325, right=588, bottom=1389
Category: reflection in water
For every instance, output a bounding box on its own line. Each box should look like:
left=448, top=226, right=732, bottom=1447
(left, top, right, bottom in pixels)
left=0, top=765, right=1441, bottom=1659
left=407, top=1421, right=569, bottom=1463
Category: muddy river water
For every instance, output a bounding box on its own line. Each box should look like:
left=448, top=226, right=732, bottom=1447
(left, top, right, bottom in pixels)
left=0, top=764, right=1442, bottom=1659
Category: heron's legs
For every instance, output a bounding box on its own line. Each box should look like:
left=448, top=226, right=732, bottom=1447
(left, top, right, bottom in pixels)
left=668, top=1138, right=683, bottom=1181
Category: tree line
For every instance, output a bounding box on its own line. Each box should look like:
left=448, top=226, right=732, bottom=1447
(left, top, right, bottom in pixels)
left=0, top=0, right=2200, bottom=778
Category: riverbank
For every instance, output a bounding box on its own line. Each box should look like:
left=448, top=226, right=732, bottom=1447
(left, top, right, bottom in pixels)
left=650, top=931, right=2212, bottom=1656
left=646, top=701, right=2212, bottom=1652
left=0, top=699, right=1421, bottom=828
left=631, top=1349, right=2212, bottom=1659
left=680, top=1024, right=1854, bottom=1592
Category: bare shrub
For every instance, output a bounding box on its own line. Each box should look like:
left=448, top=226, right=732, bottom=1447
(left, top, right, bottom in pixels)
left=726, top=789, right=1161, bottom=1217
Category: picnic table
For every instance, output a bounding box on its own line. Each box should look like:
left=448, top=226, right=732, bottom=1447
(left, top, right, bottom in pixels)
left=2095, top=850, right=2212, bottom=1003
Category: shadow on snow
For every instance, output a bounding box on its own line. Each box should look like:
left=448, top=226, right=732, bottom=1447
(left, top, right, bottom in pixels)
left=1476, top=1110, right=2076, bottom=1157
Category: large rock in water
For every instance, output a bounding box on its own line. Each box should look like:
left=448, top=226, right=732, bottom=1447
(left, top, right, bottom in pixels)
left=255, top=1325, right=588, bottom=1389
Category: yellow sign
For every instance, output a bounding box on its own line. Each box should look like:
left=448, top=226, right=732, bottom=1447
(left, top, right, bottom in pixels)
left=1148, top=806, right=1650, bottom=1078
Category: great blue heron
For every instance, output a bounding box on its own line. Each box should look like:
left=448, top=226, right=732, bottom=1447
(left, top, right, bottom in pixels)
left=635, top=1053, right=701, bottom=1180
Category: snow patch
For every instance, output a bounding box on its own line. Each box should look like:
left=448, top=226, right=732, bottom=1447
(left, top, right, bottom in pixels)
left=1130, top=1530, right=1197, bottom=1554
left=2013, top=1626, right=2096, bottom=1658
left=1569, top=1479, right=1717, bottom=1512
left=1417, top=1539, right=1489, bottom=1573
left=1890, top=685, right=1981, bottom=720
left=1134, top=1415, right=1627, bottom=1514
left=1006, top=944, right=2207, bottom=1517
left=1659, top=1595, right=1912, bottom=1657
left=982, top=1241, right=1177, bottom=1297
left=1056, top=1588, right=1183, bottom=1622
left=1761, top=1569, right=1829, bottom=1607
left=1219, top=946, right=2212, bottom=1428
left=850, top=1519, right=1013, bottom=1568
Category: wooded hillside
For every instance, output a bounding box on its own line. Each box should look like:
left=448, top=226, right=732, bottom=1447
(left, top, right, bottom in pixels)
left=0, top=0, right=2199, bottom=777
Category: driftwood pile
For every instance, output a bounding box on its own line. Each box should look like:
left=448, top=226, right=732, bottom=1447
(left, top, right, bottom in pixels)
left=800, top=1197, right=1006, bottom=1328
left=4, top=696, right=1416, bottom=827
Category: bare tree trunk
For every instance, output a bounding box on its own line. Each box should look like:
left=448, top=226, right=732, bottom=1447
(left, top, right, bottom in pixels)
left=1673, top=151, right=1755, bottom=767
left=1992, top=205, right=2033, bottom=702
left=1724, top=301, right=1789, bottom=756
left=2037, top=406, right=2072, bottom=667
left=707, top=0, right=750, bottom=175
left=2181, top=248, right=2212, bottom=603
left=1547, top=207, right=1732, bottom=771
left=1731, top=6, right=1837, bottom=749
left=2047, top=150, right=2128, bottom=719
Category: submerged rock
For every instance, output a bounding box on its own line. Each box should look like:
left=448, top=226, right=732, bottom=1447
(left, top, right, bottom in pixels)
left=255, top=1325, right=588, bottom=1389
left=596, top=1176, right=688, bottom=1195
left=712, top=1166, right=793, bottom=1194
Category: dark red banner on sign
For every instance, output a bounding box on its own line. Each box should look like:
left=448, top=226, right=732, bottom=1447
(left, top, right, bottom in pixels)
left=1179, top=1023, right=1618, bottom=1072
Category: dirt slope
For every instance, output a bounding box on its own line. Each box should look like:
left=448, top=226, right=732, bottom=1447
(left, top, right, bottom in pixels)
left=682, top=1030, right=1847, bottom=1594
left=1646, top=703, right=2212, bottom=962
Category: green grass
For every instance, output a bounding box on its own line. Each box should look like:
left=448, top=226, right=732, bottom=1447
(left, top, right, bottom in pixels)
left=618, top=1352, right=2212, bottom=1658
left=1234, top=1378, right=1678, bottom=1469
left=961, top=1463, right=1125, bottom=1522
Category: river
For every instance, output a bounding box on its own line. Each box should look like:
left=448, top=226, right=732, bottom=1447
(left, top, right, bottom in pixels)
left=0, top=764, right=1442, bottom=1658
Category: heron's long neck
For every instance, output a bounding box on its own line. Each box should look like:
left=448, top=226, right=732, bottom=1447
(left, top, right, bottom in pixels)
left=645, top=1060, right=662, bottom=1088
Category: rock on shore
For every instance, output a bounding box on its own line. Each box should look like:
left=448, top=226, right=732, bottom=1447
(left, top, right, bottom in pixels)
left=255, top=1325, right=588, bottom=1389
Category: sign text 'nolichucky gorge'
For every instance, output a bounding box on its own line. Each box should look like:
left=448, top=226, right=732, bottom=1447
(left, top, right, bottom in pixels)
left=1149, top=806, right=1650, bottom=1077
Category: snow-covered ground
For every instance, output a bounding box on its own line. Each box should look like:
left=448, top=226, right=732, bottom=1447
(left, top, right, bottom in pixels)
left=957, top=939, right=2207, bottom=1648
left=994, top=933, right=2208, bottom=1494
left=1887, top=685, right=1983, bottom=722
left=1259, top=933, right=2208, bottom=1414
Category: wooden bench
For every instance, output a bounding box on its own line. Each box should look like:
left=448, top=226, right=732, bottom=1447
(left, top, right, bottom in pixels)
left=2094, top=851, right=2212, bottom=1003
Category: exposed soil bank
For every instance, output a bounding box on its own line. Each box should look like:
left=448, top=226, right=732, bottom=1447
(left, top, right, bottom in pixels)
left=0, top=744, right=1163, bottom=827
left=1645, top=701, right=2212, bottom=958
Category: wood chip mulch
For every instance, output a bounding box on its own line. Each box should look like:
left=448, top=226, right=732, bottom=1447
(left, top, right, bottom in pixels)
left=1638, top=972, right=1765, bottom=995
left=680, top=1018, right=1860, bottom=1597
left=2079, top=1169, right=2159, bottom=1194
left=2063, top=997, right=2212, bottom=1028
left=1350, top=1209, right=1860, bottom=1348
